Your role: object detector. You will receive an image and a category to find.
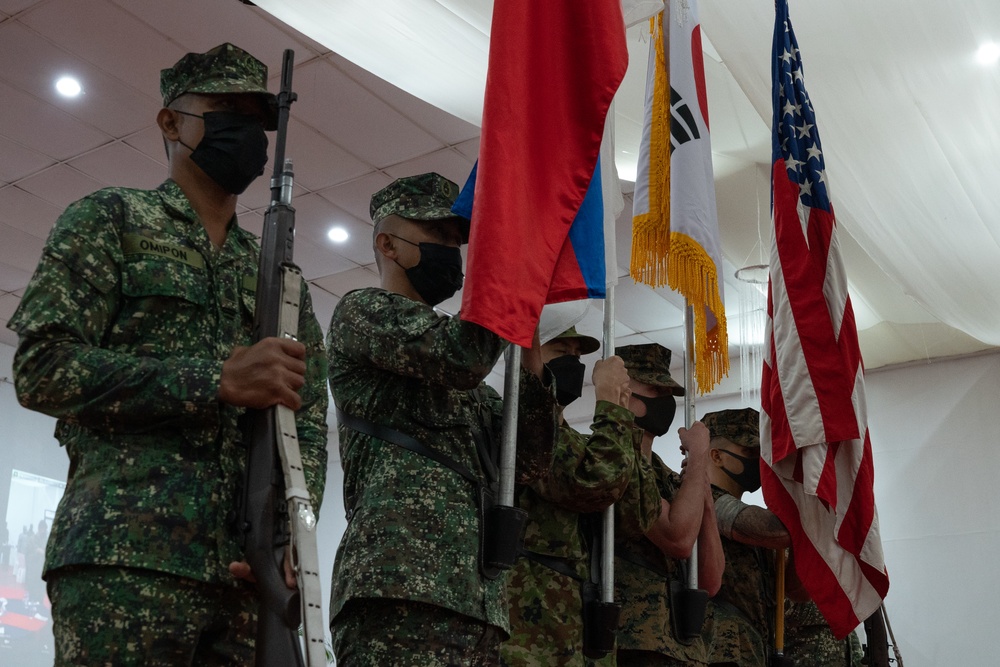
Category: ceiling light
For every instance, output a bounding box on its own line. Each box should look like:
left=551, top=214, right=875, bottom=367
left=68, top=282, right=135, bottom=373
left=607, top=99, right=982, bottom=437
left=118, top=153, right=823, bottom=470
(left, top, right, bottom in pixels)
left=976, top=42, right=1000, bottom=65
left=55, top=76, right=82, bottom=98
left=327, top=227, right=349, bottom=243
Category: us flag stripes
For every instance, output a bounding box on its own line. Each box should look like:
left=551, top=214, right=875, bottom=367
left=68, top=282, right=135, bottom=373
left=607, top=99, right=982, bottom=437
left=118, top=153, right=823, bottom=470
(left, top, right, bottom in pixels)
left=760, top=0, right=890, bottom=639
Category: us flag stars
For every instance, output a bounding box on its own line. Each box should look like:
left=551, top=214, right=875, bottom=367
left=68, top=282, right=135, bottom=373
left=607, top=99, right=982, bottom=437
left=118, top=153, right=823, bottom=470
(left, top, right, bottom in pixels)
left=775, top=19, right=831, bottom=212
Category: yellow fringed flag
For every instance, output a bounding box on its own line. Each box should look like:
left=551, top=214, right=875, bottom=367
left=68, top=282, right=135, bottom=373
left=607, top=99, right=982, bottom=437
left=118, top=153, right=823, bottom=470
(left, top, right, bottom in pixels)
left=630, top=0, right=728, bottom=393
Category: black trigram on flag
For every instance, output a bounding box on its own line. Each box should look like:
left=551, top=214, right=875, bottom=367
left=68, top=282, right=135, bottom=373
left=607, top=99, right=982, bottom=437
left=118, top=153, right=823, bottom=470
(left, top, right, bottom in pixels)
left=669, top=86, right=701, bottom=154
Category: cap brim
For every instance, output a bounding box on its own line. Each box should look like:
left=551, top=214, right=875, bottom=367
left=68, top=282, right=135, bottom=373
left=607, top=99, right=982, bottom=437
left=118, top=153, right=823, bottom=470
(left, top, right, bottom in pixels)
left=401, top=209, right=470, bottom=243
left=177, top=87, right=279, bottom=130
left=629, top=369, right=685, bottom=396
left=568, top=335, right=601, bottom=355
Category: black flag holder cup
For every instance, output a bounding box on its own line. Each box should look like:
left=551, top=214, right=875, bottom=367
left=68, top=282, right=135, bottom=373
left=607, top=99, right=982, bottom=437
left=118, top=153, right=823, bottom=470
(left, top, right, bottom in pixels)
left=670, top=303, right=710, bottom=645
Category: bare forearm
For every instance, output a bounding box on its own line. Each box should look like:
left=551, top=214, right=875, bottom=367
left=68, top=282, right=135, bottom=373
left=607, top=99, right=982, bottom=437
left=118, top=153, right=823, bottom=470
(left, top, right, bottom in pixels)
left=697, top=493, right=725, bottom=595
left=645, top=464, right=709, bottom=559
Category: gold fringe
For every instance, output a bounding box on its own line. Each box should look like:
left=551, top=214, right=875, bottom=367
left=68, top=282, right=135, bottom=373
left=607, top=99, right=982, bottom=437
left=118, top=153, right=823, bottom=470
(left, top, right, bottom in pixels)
left=630, top=13, right=670, bottom=287
left=667, top=232, right=730, bottom=394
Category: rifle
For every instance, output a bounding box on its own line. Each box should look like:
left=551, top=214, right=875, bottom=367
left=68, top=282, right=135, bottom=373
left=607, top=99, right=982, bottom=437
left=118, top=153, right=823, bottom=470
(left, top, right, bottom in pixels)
left=862, top=604, right=894, bottom=667
left=239, top=49, right=326, bottom=667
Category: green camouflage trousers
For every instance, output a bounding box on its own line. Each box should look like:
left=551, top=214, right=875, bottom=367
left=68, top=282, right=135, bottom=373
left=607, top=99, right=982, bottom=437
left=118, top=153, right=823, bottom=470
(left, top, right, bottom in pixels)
left=502, top=557, right=615, bottom=667
left=48, top=565, right=256, bottom=667
left=331, top=597, right=505, bottom=666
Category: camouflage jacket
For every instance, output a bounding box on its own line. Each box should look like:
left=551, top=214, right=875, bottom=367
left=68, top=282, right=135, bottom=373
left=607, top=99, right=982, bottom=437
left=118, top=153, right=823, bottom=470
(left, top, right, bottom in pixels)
left=613, top=452, right=708, bottom=664
left=7, top=180, right=329, bottom=585
left=703, top=486, right=774, bottom=667
left=503, top=403, right=642, bottom=666
left=327, top=287, right=557, bottom=632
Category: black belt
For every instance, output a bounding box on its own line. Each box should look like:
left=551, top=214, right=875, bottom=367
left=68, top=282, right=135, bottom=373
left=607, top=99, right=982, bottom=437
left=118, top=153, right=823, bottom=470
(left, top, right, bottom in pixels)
left=520, top=549, right=584, bottom=581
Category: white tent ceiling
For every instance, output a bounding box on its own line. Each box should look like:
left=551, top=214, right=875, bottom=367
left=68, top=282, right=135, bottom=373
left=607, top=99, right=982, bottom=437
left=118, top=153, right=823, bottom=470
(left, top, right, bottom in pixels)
left=0, top=0, right=996, bottom=393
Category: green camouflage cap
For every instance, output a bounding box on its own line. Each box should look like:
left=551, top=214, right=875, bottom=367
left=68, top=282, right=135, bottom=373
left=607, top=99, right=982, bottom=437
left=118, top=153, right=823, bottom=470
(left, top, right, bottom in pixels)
left=160, top=43, right=279, bottom=130
left=550, top=326, right=600, bottom=355
left=615, top=343, right=685, bottom=396
left=702, top=408, right=760, bottom=449
left=370, top=172, right=470, bottom=243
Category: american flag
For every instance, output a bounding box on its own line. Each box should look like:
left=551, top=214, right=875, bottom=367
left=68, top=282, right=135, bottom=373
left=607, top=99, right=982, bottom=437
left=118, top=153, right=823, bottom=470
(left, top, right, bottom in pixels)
left=760, top=0, right=890, bottom=639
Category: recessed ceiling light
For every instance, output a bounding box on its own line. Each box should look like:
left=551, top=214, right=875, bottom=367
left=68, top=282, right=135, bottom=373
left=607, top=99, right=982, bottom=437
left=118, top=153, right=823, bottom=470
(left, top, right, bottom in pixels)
left=327, top=227, right=349, bottom=243
left=976, top=42, right=1000, bottom=65
left=55, top=76, right=82, bottom=97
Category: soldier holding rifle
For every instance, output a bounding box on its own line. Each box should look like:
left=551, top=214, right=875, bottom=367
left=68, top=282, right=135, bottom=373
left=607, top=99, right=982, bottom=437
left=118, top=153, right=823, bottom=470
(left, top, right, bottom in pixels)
left=8, top=43, right=329, bottom=665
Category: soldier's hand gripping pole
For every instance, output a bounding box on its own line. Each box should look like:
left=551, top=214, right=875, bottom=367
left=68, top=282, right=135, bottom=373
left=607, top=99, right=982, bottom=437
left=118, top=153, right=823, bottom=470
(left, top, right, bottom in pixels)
left=582, top=286, right=623, bottom=659
left=239, top=49, right=326, bottom=667
left=670, top=302, right=710, bottom=643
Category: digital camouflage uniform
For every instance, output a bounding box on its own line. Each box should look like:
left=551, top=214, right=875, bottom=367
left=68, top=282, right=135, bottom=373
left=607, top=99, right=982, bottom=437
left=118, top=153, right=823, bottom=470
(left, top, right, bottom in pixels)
left=701, top=487, right=773, bottom=667
left=7, top=44, right=328, bottom=665
left=701, top=409, right=773, bottom=667
left=328, top=173, right=557, bottom=666
left=614, top=454, right=708, bottom=666
left=784, top=601, right=862, bottom=667
left=502, top=401, right=643, bottom=667
left=612, top=344, right=707, bottom=667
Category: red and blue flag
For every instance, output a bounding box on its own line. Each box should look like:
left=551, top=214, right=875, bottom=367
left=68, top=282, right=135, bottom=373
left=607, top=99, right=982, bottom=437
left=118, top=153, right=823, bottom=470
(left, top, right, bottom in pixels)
left=454, top=0, right=627, bottom=347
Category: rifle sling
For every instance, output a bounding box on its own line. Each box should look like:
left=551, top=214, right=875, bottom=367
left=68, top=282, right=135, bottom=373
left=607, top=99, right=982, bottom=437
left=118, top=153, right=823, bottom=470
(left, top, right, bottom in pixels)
left=335, top=406, right=481, bottom=490
left=520, top=548, right=584, bottom=581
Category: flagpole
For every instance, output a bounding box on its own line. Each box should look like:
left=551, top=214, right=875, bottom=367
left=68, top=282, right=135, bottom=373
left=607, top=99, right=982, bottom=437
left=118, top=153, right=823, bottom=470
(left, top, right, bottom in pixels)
left=498, top=346, right=521, bottom=506
left=600, top=286, right=617, bottom=603
left=683, top=301, right=698, bottom=589
left=773, top=548, right=794, bottom=666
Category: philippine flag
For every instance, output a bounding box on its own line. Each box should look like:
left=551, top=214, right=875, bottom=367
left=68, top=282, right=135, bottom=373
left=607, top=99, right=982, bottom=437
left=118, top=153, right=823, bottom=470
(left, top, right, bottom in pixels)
left=454, top=0, right=628, bottom=347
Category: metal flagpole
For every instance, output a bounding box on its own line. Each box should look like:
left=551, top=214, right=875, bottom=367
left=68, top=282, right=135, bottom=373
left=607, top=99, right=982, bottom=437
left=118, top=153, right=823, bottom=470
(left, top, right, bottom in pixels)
left=670, top=300, right=710, bottom=644
left=498, top=346, right=521, bottom=507
left=600, top=286, right=617, bottom=603
left=683, top=302, right=698, bottom=589
left=484, top=345, right=530, bottom=581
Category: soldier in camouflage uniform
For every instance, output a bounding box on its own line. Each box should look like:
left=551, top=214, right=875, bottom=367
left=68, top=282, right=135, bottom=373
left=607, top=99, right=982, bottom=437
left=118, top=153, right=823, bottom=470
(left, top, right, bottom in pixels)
left=784, top=600, right=863, bottom=667
left=7, top=43, right=329, bottom=665
left=327, top=172, right=558, bottom=666
left=501, top=324, right=638, bottom=667
left=700, top=408, right=790, bottom=667
left=612, top=344, right=725, bottom=667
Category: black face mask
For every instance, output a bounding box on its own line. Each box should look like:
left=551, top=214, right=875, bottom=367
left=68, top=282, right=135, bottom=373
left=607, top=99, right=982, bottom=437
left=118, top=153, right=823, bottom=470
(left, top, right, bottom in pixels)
left=391, top=235, right=464, bottom=306
left=718, top=449, right=762, bottom=493
left=632, top=393, right=677, bottom=437
left=545, top=354, right=585, bottom=407
left=178, top=110, right=269, bottom=195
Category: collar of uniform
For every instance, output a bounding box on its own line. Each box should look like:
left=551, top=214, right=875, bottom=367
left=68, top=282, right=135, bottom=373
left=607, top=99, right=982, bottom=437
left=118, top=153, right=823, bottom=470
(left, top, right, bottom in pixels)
left=158, top=179, right=200, bottom=224
left=157, top=179, right=257, bottom=261
left=157, top=179, right=244, bottom=233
